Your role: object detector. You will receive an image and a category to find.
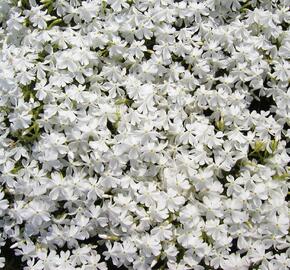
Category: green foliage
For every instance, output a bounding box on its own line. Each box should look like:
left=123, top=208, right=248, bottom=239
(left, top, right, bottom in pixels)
left=248, top=140, right=276, bottom=164
left=201, top=231, right=214, bottom=245
left=21, top=83, right=36, bottom=102
left=47, top=18, right=63, bottom=30
left=115, top=98, right=133, bottom=106
left=10, top=102, right=43, bottom=145
left=40, top=0, right=54, bottom=14
left=176, top=243, right=185, bottom=263
left=10, top=160, right=23, bottom=174
left=273, top=172, right=290, bottom=181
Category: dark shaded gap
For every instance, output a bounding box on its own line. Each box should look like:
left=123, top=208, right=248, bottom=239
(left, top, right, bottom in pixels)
left=230, top=238, right=238, bottom=254
left=107, top=120, right=118, bottom=136
left=2, top=239, right=23, bottom=270
left=203, top=108, right=214, bottom=117
left=248, top=94, right=275, bottom=113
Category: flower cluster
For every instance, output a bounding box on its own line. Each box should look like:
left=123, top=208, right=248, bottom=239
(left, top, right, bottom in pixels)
left=0, top=0, right=290, bottom=269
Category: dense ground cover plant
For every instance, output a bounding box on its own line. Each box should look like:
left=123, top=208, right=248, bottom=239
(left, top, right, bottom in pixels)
left=0, top=0, right=290, bottom=269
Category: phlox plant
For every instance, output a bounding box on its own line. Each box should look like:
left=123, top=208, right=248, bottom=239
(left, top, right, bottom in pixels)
left=0, top=0, right=289, bottom=269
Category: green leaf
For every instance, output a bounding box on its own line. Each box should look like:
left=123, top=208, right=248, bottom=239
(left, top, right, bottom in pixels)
left=47, top=18, right=63, bottom=30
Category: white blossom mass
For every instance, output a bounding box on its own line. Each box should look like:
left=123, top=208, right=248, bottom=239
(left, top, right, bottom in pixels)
left=0, top=0, right=289, bottom=269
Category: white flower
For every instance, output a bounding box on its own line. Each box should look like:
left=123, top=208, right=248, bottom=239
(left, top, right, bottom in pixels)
left=8, top=99, right=33, bottom=131
left=165, top=188, right=185, bottom=212
left=273, top=60, right=290, bottom=82
left=137, top=234, right=162, bottom=257
left=202, top=196, right=224, bottom=219
left=0, top=257, right=5, bottom=269
left=0, top=190, right=8, bottom=215
left=20, top=199, right=51, bottom=226
left=37, top=132, right=68, bottom=163
left=107, top=0, right=129, bottom=12
left=49, top=172, right=70, bottom=200
left=151, top=223, right=173, bottom=241
left=24, top=6, right=55, bottom=29
left=126, top=40, right=147, bottom=61
left=86, top=250, right=108, bottom=270
left=220, top=254, right=250, bottom=270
